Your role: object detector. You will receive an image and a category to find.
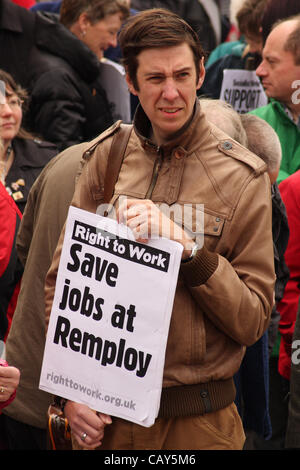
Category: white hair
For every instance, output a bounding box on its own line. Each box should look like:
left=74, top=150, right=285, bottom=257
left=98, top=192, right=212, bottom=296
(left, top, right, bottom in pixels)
left=240, top=114, right=282, bottom=172
left=199, top=98, right=248, bottom=147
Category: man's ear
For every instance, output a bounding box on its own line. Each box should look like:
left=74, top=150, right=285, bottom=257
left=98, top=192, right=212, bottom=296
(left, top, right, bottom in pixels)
left=125, top=72, right=138, bottom=96
left=196, top=57, right=206, bottom=90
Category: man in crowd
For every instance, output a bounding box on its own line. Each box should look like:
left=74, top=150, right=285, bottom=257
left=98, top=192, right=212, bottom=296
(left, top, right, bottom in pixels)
left=45, top=8, right=275, bottom=450
left=251, top=15, right=300, bottom=183
left=252, top=20, right=300, bottom=447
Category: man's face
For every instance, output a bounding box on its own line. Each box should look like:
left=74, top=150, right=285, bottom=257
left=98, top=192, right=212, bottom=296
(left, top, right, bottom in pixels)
left=126, top=43, right=205, bottom=145
left=256, top=20, right=300, bottom=106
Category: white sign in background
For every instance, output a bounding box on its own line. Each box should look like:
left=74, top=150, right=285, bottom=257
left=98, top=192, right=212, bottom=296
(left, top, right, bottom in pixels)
left=39, top=207, right=183, bottom=427
left=100, top=58, right=131, bottom=123
left=220, top=69, right=268, bottom=113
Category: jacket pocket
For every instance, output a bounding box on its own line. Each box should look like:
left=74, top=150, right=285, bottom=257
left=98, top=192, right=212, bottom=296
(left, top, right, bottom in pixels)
left=172, top=205, right=225, bottom=252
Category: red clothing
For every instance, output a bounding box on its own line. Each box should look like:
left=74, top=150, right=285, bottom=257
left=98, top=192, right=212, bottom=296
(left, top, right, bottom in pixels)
left=278, top=170, right=300, bottom=379
left=10, top=0, right=36, bottom=8
left=0, top=182, right=22, bottom=341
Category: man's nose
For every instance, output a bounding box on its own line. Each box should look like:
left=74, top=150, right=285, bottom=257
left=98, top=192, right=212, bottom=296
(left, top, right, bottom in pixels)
left=162, top=79, right=179, bottom=101
left=256, top=61, right=266, bottom=77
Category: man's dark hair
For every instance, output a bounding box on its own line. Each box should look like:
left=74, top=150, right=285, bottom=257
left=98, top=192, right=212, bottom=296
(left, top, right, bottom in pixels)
left=118, top=8, right=205, bottom=90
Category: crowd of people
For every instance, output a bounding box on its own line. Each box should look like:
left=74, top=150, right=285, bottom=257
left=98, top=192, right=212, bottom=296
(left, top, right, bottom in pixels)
left=0, top=0, right=299, bottom=452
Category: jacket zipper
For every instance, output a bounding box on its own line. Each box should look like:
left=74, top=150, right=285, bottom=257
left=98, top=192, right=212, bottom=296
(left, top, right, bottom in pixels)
left=145, top=148, right=163, bottom=199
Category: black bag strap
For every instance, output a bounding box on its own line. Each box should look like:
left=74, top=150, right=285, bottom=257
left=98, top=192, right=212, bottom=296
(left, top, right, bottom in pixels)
left=103, top=124, right=132, bottom=205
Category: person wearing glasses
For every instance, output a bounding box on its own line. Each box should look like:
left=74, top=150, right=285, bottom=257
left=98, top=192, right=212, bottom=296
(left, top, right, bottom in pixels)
left=0, top=70, right=57, bottom=214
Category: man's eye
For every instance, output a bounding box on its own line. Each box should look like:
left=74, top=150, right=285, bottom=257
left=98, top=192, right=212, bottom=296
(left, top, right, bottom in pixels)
left=148, top=76, right=163, bottom=82
left=177, top=72, right=189, bottom=78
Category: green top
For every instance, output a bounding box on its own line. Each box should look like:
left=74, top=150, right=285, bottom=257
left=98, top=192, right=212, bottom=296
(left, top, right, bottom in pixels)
left=250, top=100, right=300, bottom=183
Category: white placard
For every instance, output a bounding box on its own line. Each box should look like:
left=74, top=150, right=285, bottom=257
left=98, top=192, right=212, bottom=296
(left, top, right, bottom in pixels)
left=100, top=58, right=131, bottom=123
left=220, top=69, right=268, bottom=113
left=39, top=207, right=183, bottom=427
left=0, top=81, right=5, bottom=103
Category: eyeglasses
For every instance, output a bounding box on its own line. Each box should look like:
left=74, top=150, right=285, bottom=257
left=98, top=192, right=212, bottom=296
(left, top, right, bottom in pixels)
left=0, top=96, right=23, bottom=111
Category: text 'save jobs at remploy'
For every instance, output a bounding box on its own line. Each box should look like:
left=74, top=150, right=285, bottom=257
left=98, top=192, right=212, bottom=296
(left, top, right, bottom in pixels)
left=39, top=207, right=183, bottom=426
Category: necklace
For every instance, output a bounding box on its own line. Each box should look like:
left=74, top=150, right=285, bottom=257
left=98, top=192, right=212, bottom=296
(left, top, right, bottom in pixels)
left=0, top=145, right=12, bottom=184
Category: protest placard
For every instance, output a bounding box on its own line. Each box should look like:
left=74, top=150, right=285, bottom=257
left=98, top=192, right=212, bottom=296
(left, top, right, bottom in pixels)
left=220, top=69, right=268, bottom=113
left=39, top=207, right=183, bottom=427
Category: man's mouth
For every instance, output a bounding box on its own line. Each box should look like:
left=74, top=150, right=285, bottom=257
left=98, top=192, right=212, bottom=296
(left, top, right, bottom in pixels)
left=160, top=108, right=181, bottom=114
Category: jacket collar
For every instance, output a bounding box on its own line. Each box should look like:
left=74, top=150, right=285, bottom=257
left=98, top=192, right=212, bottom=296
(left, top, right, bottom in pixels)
left=12, top=138, right=55, bottom=168
left=133, top=99, right=211, bottom=157
left=271, top=99, right=300, bottom=129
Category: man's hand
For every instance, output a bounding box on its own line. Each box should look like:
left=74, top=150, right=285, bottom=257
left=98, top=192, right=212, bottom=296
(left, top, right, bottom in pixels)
left=117, top=198, right=195, bottom=260
left=0, top=365, right=20, bottom=402
left=64, top=401, right=112, bottom=449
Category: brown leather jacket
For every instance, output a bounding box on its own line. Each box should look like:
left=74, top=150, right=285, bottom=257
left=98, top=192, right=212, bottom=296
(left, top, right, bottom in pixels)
left=45, top=100, right=275, bottom=417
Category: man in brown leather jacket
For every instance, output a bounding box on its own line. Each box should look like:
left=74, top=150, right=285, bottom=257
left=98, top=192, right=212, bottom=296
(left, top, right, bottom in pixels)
left=45, top=8, right=275, bottom=450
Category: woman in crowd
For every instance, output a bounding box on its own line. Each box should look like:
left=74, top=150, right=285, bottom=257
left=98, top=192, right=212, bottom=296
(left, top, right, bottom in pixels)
left=0, top=69, right=57, bottom=214
left=0, top=70, right=56, bottom=447
left=28, top=0, right=130, bottom=151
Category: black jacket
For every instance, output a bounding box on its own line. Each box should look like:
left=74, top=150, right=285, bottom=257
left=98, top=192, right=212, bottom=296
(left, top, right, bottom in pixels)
left=269, top=182, right=290, bottom=354
left=0, top=0, right=39, bottom=89
left=5, top=137, right=57, bottom=214
left=28, top=13, right=114, bottom=151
